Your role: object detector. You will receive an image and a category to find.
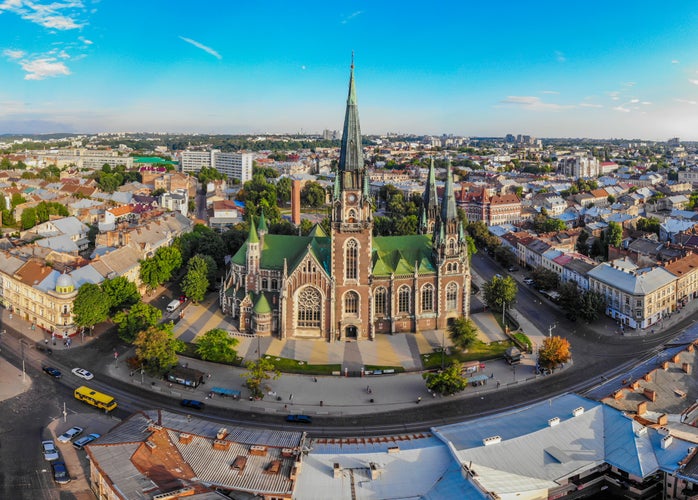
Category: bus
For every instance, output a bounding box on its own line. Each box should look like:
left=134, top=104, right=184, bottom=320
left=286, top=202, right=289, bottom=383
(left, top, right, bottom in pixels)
left=74, top=386, right=118, bottom=412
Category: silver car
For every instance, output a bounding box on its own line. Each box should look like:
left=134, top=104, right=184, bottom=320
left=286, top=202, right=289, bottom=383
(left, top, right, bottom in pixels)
left=57, top=426, right=83, bottom=443
left=42, top=440, right=59, bottom=461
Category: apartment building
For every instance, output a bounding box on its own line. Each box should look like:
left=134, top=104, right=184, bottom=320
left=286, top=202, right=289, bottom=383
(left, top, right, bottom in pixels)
left=179, top=150, right=213, bottom=174
left=588, top=258, right=676, bottom=329
left=557, top=155, right=601, bottom=179
left=159, top=188, right=189, bottom=217
left=663, top=253, right=698, bottom=308
left=180, top=150, right=253, bottom=183
left=461, top=188, right=521, bottom=226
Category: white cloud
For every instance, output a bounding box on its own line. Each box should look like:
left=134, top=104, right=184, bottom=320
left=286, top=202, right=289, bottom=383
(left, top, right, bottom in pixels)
left=79, top=36, right=93, bottom=45
left=613, top=105, right=631, bottom=113
left=641, top=101, right=651, bottom=105
left=500, top=95, right=573, bottom=111
left=3, top=48, right=25, bottom=59
left=689, top=79, right=698, bottom=85
left=554, top=50, right=566, bottom=63
left=608, top=91, right=620, bottom=101
left=672, top=59, right=680, bottom=64
left=630, top=99, right=639, bottom=103
left=20, top=57, right=70, bottom=80
left=579, top=103, right=603, bottom=108
left=341, top=10, right=363, bottom=24
left=179, top=36, right=222, bottom=60
left=541, top=90, right=559, bottom=94
left=623, top=81, right=636, bottom=87
left=675, top=98, right=698, bottom=105
left=301, top=65, right=306, bottom=70
left=0, top=0, right=85, bottom=30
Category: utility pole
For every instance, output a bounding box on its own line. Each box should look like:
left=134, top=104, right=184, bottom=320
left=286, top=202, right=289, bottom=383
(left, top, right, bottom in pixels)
left=502, top=301, right=506, bottom=329
left=441, top=329, right=445, bottom=370
left=548, top=323, right=557, bottom=338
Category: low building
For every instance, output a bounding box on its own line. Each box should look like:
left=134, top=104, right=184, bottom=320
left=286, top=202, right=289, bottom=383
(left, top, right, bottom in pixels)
left=588, top=258, right=677, bottom=329
left=663, top=253, right=698, bottom=308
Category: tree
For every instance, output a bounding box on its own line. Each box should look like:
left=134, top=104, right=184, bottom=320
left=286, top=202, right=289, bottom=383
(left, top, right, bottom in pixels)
left=113, top=302, right=162, bottom=343
left=557, top=282, right=581, bottom=320
left=101, top=276, right=139, bottom=312
left=604, top=221, right=623, bottom=249
left=241, top=357, right=280, bottom=399
left=636, top=216, right=660, bottom=237
left=301, top=181, right=327, bottom=208
left=139, top=258, right=164, bottom=292
left=465, top=235, right=477, bottom=261
left=181, top=268, right=208, bottom=303
left=576, top=231, right=590, bottom=255
left=133, top=323, right=184, bottom=374
left=196, top=328, right=239, bottom=363
left=73, top=283, right=111, bottom=329
left=153, top=245, right=182, bottom=282
left=579, top=290, right=606, bottom=322
left=448, top=317, right=479, bottom=351
left=482, top=275, right=517, bottom=311
left=276, top=176, right=292, bottom=204
left=531, top=267, right=560, bottom=290
left=423, top=361, right=468, bottom=396
left=538, top=335, right=571, bottom=371
left=21, top=207, right=37, bottom=229
left=493, top=246, right=516, bottom=266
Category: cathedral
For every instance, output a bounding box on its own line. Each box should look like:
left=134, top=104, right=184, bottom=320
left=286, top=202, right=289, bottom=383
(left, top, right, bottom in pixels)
left=220, top=61, right=470, bottom=341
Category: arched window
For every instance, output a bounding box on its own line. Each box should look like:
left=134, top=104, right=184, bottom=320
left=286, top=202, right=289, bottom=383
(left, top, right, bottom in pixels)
left=421, top=284, right=434, bottom=312
left=448, top=238, right=456, bottom=254
left=261, top=278, right=268, bottom=289
left=398, top=285, right=411, bottom=314
left=345, top=291, right=359, bottom=315
left=348, top=209, right=357, bottom=222
left=297, top=287, right=321, bottom=328
left=374, top=287, right=387, bottom=315
left=346, top=239, right=358, bottom=280
left=271, top=279, right=278, bottom=290
left=446, top=282, right=458, bottom=311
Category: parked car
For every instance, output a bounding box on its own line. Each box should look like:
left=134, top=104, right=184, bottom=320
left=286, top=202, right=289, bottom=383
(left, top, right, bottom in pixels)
left=494, top=274, right=503, bottom=279
left=285, top=414, right=312, bottom=424
left=71, top=367, right=94, bottom=380
left=42, top=366, right=62, bottom=379
left=42, top=440, right=59, bottom=461
left=180, top=399, right=205, bottom=410
left=508, top=266, right=518, bottom=272
left=73, top=433, right=101, bottom=450
left=57, top=426, right=83, bottom=443
left=523, top=278, right=535, bottom=285
left=51, top=461, right=71, bottom=484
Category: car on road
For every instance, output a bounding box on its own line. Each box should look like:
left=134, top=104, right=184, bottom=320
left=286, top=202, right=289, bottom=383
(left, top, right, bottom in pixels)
left=57, top=426, right=83, bottom=443
left=285, top=414, right=312, bottom=424
left=71, top=367, right=94, bottom=380
left=73, top=433, right=101, bottom=450
left=42, top=440, right=59, bottom=461
left=42, top=366, right=62, bottom=379
left=51, top=461, right=71, bottom=484
left=508, top=266, right=518, bottom=272
left=523, top=278, right=535, bottom=285
left=494, top=274, right=503, bottom=279
left=180, top=399, right=205, bottom=410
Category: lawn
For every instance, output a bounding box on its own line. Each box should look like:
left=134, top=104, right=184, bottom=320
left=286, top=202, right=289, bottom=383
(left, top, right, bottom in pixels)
left=263, top=355, right=342, bottom=375
left=421, top=340, right=513, bottom=370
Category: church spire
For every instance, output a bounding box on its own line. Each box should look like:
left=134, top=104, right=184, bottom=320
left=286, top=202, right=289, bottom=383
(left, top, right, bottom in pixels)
left=338, top=54, right=363, bottom=173
left=424, top=157, right=439, bottom=212
left=440, top=159, right=458, bottom=222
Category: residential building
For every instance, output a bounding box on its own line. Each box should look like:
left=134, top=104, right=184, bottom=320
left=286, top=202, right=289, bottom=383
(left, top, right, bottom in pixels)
left=159, top=188, right=189, bottom=217
left=663, top=253, right=698, bottom=308
left=557, top=154, right=601, bottom=179
left=212, top=151, right=254, bottom=183
left=180, top=150, right=214, bottom=174
left=461, top=188, right=521, bottom=226
left=587, top=258, right=676, bottom=329
left=221, top=63, right=470, bottom=340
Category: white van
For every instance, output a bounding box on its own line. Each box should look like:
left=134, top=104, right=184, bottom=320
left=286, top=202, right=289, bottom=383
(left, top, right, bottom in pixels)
left=167, top=299, right=181, bottom=313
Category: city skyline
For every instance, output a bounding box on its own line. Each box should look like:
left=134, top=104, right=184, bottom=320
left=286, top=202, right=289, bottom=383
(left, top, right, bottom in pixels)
left=2, top=1, right=698, bottom=139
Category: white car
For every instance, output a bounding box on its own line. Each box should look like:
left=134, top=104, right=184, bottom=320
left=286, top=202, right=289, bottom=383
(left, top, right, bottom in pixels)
left=57, top=426, right=83, bottom=443
left=71, top=368, right=94, bottom=380
left=42, top=440, right=59, bottom=461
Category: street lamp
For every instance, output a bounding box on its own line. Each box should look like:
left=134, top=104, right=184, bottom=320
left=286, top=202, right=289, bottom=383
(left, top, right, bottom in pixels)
left=441, top=329, right=445, bottom=370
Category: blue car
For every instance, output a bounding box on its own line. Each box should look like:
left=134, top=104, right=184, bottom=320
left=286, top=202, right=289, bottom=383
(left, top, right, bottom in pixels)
left=180, top=399, right=205, bottom=410
left=42, top=366, right=62, bottom=379
left=285, top=414, right=312, bottom=424
left=52, top=461, right=71, bottom=484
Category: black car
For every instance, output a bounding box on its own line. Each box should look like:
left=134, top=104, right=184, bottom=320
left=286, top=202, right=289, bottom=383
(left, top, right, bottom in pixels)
left=180, top=399, right=205, bottom=410
left=51, top=461, right=71, bottom=484
left=42, top=366, right=62, bottom=379
left=285, top=414, right=312, bottom=424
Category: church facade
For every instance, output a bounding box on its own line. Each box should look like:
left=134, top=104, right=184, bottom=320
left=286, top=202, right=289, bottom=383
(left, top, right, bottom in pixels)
left=220, top=62, right=470, bottom=341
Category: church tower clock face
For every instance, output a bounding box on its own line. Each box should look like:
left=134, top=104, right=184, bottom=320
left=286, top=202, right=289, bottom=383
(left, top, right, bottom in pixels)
left=347, top=194, right=357, bottom=203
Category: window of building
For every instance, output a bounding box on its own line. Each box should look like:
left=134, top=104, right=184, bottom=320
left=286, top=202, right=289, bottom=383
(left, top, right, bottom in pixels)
left=421, top=284, right=434, bottom=312
left=261, top=278, right=268, bottom=289
left=345, top=291, right=359, bottom=315
left=446, top=282, right=458, bottom=311
left=346, top=239, right=358, bottom=280
left=297, top=287, right=321, bottom=328
left=271, top=279, right=278, bottom=290
left=374, top=287, right=387, bottom=315
left=398, top=285, right=411, bottom=314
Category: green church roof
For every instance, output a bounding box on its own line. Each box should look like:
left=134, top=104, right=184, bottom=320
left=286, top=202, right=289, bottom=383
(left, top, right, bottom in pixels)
left=253, top=293, right=272, bottom=314
left=231, top=233, right=331, bottom=273
left=372, top=235, right=436, bottom=276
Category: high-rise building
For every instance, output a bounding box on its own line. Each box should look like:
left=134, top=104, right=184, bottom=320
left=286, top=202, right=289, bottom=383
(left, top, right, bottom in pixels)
left=212, top=152, right=254, bottom=183
left=180, top=150, right=213, bottom=174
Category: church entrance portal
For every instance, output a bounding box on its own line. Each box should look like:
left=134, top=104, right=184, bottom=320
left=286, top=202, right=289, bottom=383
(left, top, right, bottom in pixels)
left=346, top=326, right=358, bottom=339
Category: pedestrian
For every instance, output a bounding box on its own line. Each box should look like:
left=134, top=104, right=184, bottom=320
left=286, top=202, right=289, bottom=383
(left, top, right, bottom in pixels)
left=313, top=377, right=317, bottom=383
left=416, top=396, right=422, bottom=404
left=284, top=404, right=288, bottom=410
left=289, top=393, right=293, bottom=401
left=207, top=373, right=211, bottom=379
left=320, top=400, right=323, bottom=406
left=496, top=381, right=500, bottom=388
left=44, top=338, right=49, bottom=345
left=490, top=372, right=494, bottom=379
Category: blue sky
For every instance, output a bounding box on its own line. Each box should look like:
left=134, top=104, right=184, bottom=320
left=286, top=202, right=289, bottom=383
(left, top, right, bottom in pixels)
left=3, top=1, right=698, bottom=139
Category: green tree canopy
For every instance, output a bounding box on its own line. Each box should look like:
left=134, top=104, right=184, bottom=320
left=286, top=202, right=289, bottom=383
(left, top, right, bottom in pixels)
left=101, top=276, right=139, bottom=312
left=73, top=283, right=111, bottom=329
left=20, top=207, right=37, bottom=229
left=113, top=301, right=162, bottom=343
left=423, top=361, right=468, bottom=396
left=604, top=221, right=623, bottom=248
left=134, top=323, right=184, bottom=375
left=301, top=181, right=327, bottom=208
left=448, top=317, right=479, bottom=351
left=181, top=255, right=210, bottom=303
left=241, top=357, right=281, bottom=399
left=482, top=275, right=518, bottom=311
left=195, top=328, right=239, bottom=363
left=531, top=267, right=560, bottom=290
